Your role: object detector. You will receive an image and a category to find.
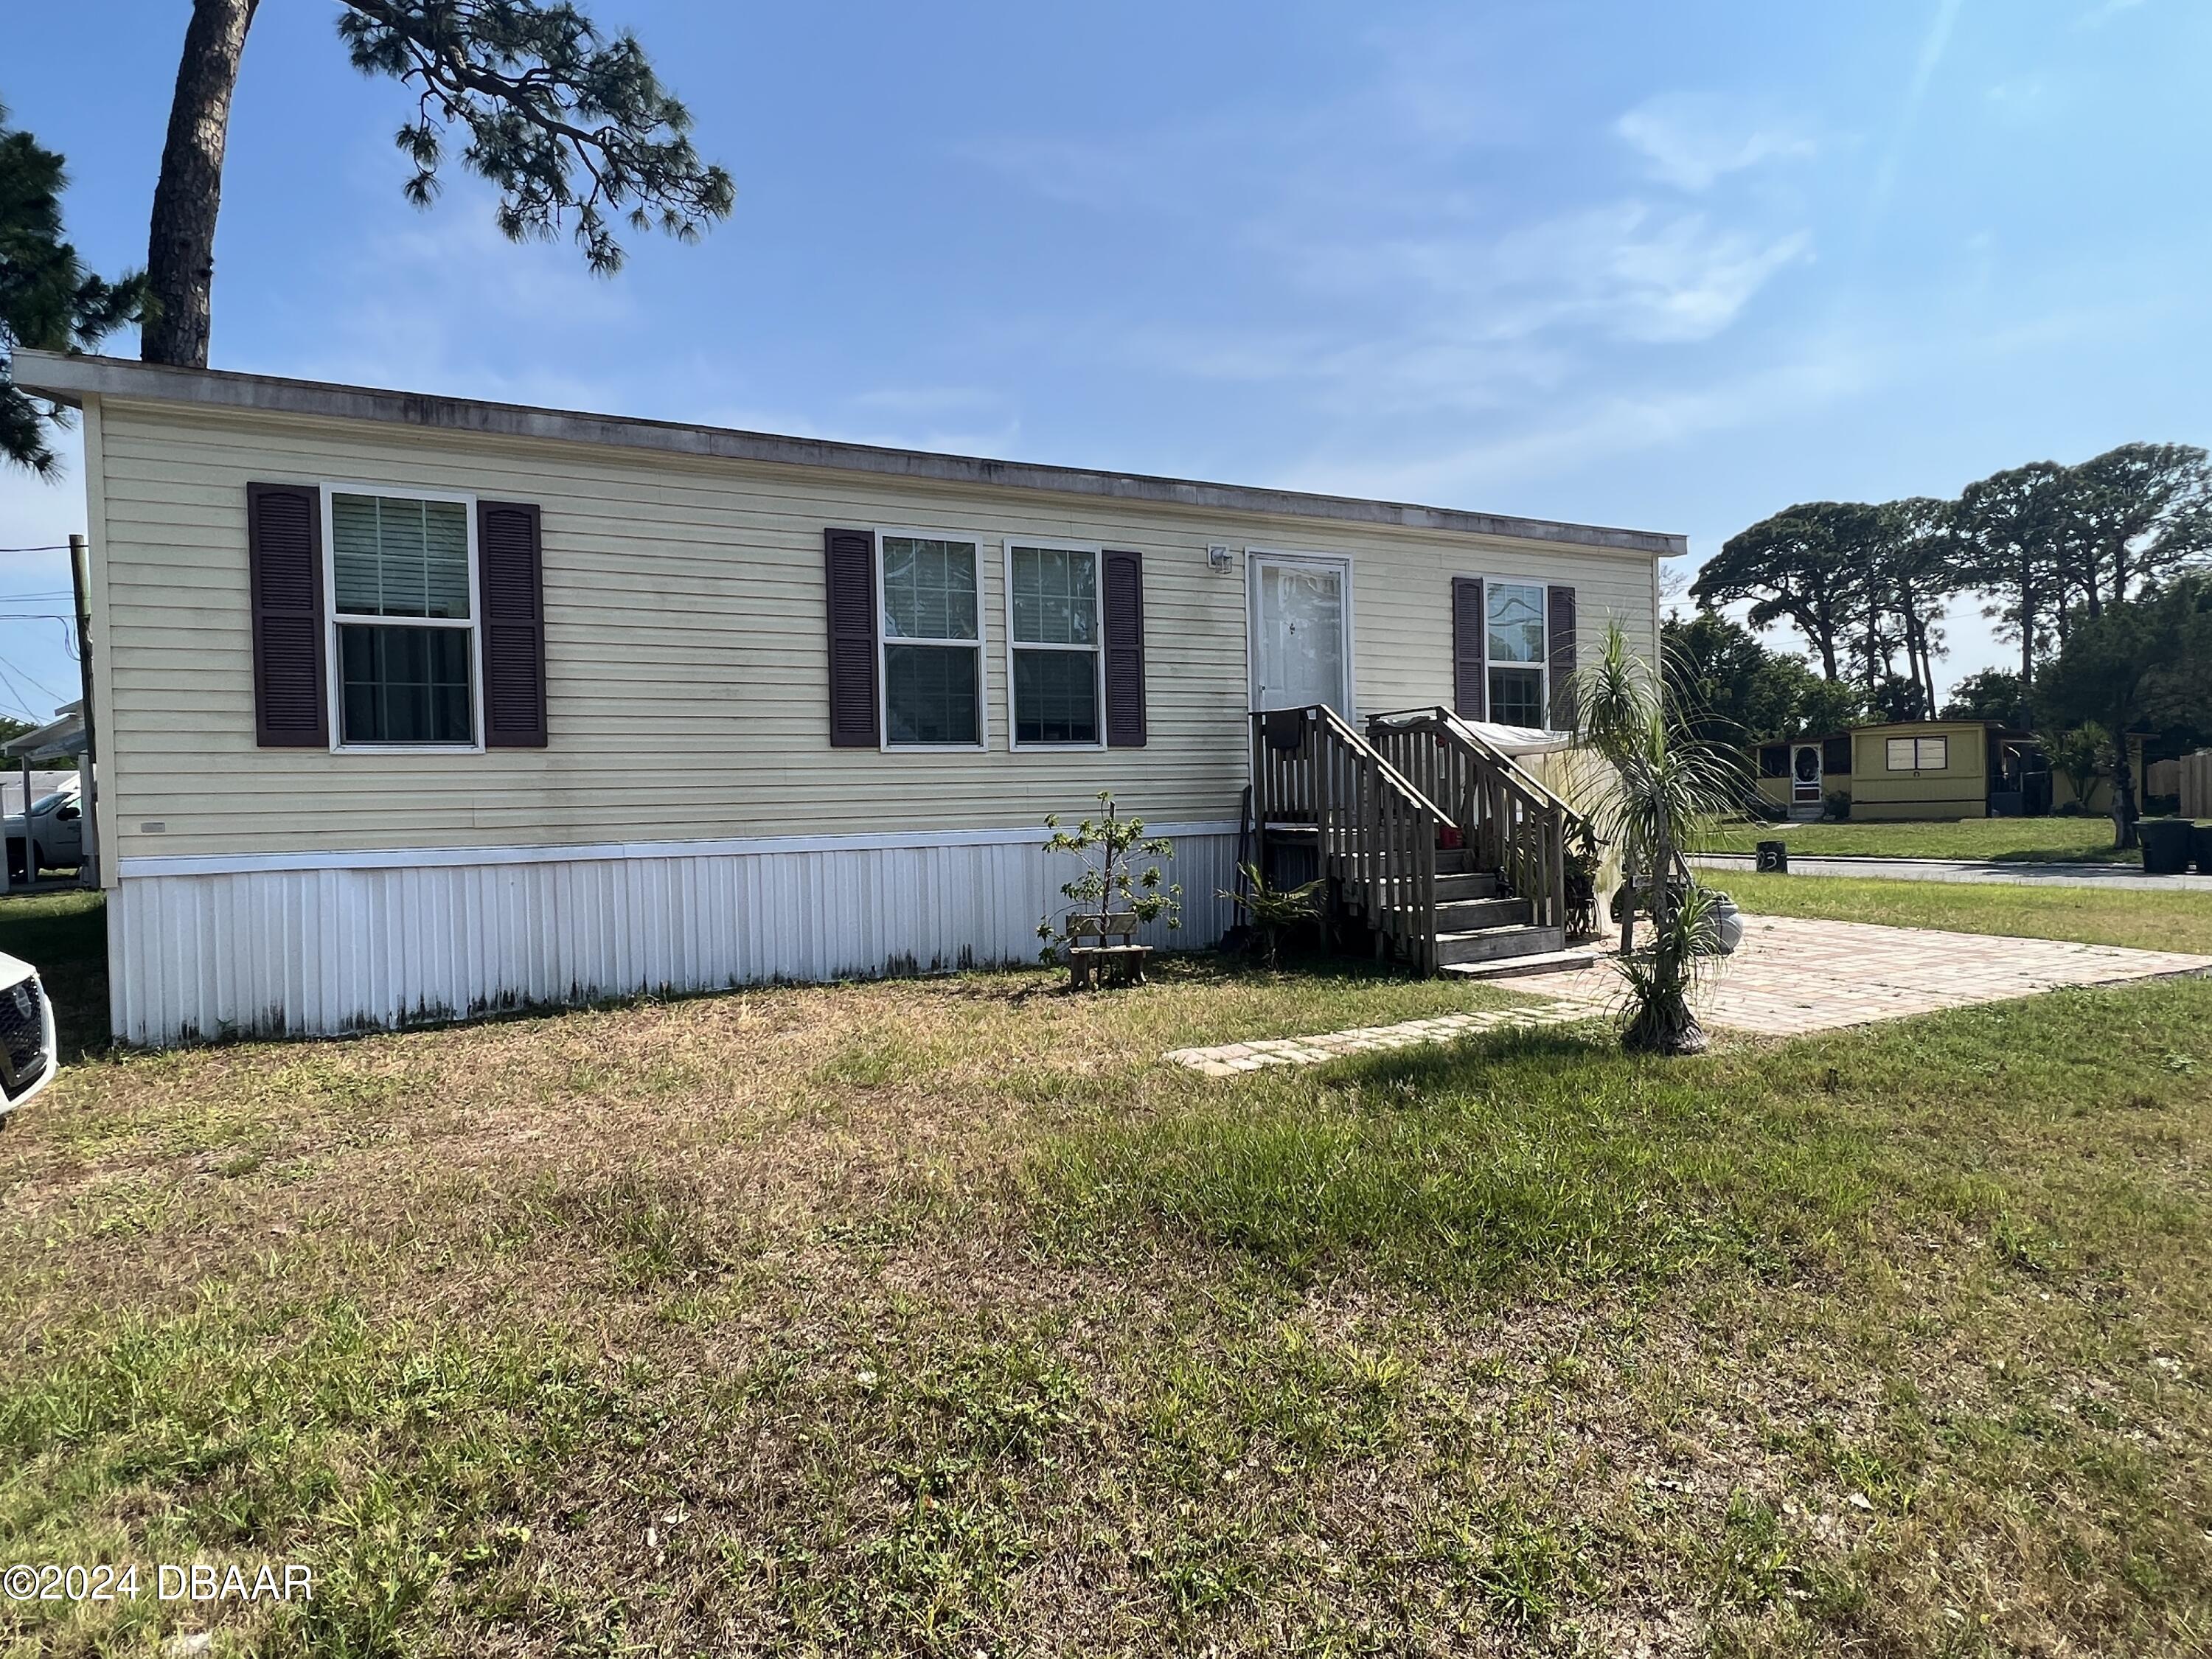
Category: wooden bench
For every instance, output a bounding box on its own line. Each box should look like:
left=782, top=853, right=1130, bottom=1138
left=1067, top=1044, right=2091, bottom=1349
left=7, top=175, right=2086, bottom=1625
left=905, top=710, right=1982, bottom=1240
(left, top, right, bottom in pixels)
left=1066, top=913, right=1152, bottom=990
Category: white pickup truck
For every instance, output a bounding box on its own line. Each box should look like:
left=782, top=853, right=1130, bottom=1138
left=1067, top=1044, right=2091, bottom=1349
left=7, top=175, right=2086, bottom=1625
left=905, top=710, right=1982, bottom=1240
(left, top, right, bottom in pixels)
left=4, top=787, right=85, bottom=882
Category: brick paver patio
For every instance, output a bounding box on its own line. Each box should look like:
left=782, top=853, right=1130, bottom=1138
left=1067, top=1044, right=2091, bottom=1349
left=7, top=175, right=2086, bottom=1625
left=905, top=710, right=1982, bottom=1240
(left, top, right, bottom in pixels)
left=1165, top=914, right=2212, bottom=1077
left=1517, top=914, right=2212, bottom=1035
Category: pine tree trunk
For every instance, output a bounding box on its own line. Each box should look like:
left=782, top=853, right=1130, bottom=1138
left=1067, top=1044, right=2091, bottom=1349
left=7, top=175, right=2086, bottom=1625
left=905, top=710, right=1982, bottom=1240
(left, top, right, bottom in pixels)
left=144, top=0, right=259, bottom=367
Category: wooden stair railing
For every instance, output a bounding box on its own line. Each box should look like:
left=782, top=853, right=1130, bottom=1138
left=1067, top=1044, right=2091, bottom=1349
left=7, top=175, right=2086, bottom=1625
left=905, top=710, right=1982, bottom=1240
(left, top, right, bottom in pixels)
left=1365, top=707, right=1577, bottom=935
left=1249, top=705, right=1446, bottom=974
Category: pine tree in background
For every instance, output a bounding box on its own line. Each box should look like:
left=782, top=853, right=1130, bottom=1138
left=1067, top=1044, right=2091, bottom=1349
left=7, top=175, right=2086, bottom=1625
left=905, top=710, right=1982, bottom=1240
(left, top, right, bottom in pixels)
left=144, top=0, right=734, bottom=368
left=0, top=103, right=149, bottom=473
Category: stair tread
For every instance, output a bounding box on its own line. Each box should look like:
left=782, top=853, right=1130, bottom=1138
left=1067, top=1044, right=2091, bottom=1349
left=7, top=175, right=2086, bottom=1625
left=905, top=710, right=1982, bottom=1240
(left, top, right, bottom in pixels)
left=1442, top=949, right=1599, bottom=980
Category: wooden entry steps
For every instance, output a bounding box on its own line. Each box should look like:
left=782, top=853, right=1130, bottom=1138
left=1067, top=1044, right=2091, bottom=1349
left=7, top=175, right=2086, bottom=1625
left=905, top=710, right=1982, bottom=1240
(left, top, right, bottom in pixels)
left=1250, top=705, right=1596, bottom=978
left=1413, top=847, right=1576, bottom=970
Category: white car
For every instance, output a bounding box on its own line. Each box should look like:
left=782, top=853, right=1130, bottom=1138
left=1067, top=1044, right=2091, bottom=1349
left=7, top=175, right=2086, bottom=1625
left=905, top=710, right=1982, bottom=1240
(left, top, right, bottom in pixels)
left=4, top=788, right=85, bottom=881
left=0, top=950, right=57, bottom=1116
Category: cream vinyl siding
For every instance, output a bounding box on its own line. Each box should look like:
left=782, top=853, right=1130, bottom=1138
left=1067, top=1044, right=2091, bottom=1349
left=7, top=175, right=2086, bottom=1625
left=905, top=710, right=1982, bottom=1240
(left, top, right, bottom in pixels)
left=88, top=397, right=1660, bottom=861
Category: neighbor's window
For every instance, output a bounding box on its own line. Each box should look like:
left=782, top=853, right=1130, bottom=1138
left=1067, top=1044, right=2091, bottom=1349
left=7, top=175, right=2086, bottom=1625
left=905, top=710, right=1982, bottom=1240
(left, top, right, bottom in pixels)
left=1885, top=735, right=1948, bottom=771
left=1007, top=543, right=1101, bottom=747
left=1759, top=744, right=1789, bottom=779
left=880, top=535, right=982, bottom=746
left=1486, top=581, right=1546, bottom=728
left=330, top=491, right=476, bottom=745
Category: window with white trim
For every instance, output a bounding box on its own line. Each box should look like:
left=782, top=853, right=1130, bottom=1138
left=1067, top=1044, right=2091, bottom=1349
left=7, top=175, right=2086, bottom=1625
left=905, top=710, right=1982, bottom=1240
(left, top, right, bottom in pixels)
left=1006, top=541, right=1102, bottom=748
left=329, top=490, right=477, bottom=745
left=1885, top=735, right=1948, bottom=771
left=879, top=534, right=982, bottom=746
left=1486, top=580, right=1546, bottom=728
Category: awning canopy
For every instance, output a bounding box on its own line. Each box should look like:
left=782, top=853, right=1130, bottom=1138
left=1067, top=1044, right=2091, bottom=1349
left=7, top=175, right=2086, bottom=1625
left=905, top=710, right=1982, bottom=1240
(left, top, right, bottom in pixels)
left=2, top=701, right=87, bottom=765
left=1463, top=720, right=1573, bottom=757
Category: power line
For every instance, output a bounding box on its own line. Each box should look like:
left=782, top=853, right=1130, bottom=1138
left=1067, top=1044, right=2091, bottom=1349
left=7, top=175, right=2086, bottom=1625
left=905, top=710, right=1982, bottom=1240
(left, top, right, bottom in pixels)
left=0, top=652, right=66, bottom=705
left=0, top=544, right=72, bottom=554
left=0, top=659, right=46, bottom=720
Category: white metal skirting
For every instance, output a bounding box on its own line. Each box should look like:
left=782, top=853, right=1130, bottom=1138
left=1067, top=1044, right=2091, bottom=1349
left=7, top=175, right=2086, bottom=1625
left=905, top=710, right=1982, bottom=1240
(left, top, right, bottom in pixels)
left=107, top=828, right=1240, bottom=1046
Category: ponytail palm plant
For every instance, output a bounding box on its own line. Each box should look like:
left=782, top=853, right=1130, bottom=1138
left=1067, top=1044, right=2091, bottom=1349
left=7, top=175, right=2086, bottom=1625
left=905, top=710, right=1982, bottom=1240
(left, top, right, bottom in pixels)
left=1568, top=622, right=1742, bottom=1054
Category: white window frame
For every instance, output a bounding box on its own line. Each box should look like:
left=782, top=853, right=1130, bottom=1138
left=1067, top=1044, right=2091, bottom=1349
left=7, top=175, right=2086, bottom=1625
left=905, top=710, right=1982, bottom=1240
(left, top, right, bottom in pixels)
left=1479, top=577, right=1549, bottom=731
left=320, top=482, right=485, bottom=755
left=1245, top=547, right=1357, bottom=717
left=1886, top=734, right=1948, bottom=772
left=874, top=526, right=987, bottom=754
left=1002, top=538, right=1107, bottom=753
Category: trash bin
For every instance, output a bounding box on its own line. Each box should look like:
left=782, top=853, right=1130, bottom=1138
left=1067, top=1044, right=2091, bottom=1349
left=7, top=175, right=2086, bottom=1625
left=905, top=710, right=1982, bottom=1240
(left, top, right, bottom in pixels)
left=2140, top=817, right=2194, bottom=876
left=1756, top=839, right=1788, bottom=874
left=2194, top=822, right=2212, bottom=876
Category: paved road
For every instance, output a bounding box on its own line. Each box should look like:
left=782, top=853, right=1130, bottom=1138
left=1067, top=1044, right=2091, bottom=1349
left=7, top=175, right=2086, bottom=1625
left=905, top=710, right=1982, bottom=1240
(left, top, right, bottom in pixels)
left=1692, top=851, right=2212, bottom=892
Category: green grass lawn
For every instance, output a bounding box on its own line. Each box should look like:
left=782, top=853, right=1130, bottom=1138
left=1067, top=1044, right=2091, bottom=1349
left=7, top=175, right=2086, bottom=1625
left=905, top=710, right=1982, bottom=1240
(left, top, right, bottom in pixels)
left=7, top=901, right=2212, bottom=1653
left=1706, top=815, right=2142, bottom=863
left=1718, top=870, right=2212, bottom=955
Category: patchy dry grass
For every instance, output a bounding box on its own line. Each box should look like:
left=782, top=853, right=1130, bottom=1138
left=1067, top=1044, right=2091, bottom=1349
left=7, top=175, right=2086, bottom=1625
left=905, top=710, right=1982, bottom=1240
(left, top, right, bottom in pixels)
left=4, top=905, right=2212, bottom=1655
left=1719, top=871, right=2212, bottom=955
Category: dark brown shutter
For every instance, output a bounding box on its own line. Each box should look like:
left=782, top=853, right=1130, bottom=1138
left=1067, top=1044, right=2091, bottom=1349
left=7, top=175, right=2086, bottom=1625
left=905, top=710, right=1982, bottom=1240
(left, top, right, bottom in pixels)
left=1451, top=577, right=1485, bottom=720
left=1102, top=549, right=1147, bottom=748
left=477, top=501, right=548, bottom=748
left=1546, top=584, right=1577, bottom=728
left=824, top=527, right=879, bottom=748
left=248, top=482, right=328, bottom=748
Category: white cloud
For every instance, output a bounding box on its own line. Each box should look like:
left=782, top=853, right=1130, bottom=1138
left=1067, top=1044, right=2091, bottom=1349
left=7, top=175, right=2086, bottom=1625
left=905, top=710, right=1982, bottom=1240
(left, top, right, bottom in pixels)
left=1211, top=200, right=1811, bottom=414
left=1483, top=204, right=1812, bottom=344
left=1276, top=338, right=1879, bottom=504
left=2078, top=0, right=2149, bottom=27
left=1615, top=92, right=1818, bottom=192
left=1865, top=0, right=1966, bottom=234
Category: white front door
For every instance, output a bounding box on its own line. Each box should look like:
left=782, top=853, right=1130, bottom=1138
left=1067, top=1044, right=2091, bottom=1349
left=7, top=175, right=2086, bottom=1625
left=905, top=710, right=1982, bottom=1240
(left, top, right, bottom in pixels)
left=1792, top=743, right=1823, bottom=804
left=1249, top=554, right=1351, bottom=715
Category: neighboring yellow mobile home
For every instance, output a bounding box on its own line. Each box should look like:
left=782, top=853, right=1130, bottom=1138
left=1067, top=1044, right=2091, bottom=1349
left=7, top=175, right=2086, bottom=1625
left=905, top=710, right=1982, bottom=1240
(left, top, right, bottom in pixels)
left=1755, top=721, right=2147, bottom=820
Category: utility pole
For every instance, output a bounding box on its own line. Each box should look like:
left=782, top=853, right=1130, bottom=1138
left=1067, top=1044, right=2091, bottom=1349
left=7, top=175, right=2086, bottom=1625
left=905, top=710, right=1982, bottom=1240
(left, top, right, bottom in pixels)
left=69, top=534, right=97, bottom=886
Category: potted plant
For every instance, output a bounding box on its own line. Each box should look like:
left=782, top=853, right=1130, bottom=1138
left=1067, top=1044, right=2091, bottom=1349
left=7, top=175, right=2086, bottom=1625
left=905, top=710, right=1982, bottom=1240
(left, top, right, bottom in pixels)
left=1563, top=821, right=1602, bottom=942
left=1220, top=863, right=1324, bottom=968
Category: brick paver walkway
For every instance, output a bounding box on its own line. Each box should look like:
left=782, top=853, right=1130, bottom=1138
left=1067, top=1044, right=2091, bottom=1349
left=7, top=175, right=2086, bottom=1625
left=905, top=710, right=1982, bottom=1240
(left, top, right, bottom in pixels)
left=1164, top=1004, right=1598, bottom=1078
left=1165, top=914, right=2212, bottom=1076
left=1512, top=914, right=2212, bottom=1036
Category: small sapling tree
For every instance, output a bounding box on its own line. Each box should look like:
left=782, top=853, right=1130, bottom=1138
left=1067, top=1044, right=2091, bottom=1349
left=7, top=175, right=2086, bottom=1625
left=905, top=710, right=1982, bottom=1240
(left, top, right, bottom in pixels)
left=1037, top=792, right=1181, bottom=964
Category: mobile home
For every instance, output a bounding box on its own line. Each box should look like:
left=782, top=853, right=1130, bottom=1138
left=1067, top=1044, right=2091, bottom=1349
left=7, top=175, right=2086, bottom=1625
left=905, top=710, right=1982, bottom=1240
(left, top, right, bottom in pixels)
left=19, top=350, right=1677, bottom=1044
left=1756, top=720, right=2147, bottom=820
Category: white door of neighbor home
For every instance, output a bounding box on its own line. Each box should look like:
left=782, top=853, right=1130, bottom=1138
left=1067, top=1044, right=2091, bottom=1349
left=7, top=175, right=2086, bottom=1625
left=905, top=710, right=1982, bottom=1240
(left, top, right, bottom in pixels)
left=1248, top=553, right=1352, bottom=716
left=1792, top=742, right=1823, bottom=805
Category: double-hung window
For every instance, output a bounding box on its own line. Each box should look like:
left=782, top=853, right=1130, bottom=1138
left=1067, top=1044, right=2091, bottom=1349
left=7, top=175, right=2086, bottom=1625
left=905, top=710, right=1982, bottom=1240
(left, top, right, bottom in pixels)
left=1006, top=541, right=1102, bottom=748
left=1885, top=735, right=1947, bottom=771
left=1485, top=581, right=1547, bottom=728
left=328, top=489, right=479, bottom=747
left=879, top=533, right=983, bottom=747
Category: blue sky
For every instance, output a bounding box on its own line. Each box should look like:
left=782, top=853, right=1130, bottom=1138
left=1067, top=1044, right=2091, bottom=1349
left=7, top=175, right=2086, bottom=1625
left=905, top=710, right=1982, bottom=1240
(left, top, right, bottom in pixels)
left=2, top=0, right=2207, bottom=723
